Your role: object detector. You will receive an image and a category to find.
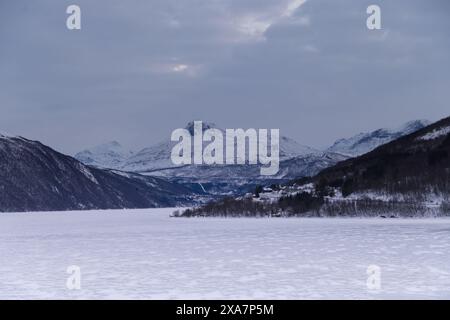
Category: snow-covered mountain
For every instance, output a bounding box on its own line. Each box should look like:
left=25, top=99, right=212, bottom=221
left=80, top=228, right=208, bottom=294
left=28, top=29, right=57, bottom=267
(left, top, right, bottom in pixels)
left=76, top=120, right=430, bottom=175
left=75, top=121, right=342, bottom=196
left=74, top=141, right=133, bottom=169
left=74, top=121, right=322, bottom=175
left=0, top=134, right=199, bottom=212
left=123, top=140, right=177, bottom=172
left=123, top=121, right=319, bottom=173
left=327, top=120, right=430, bottom=157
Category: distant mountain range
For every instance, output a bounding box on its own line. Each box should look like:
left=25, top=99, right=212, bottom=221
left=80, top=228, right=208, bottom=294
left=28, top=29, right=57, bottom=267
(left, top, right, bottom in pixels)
left=75, top=121, right=319, bottom=171
left=77, top=120, right=430, bottom=168
left=75, top=121, right=347, bottom=195
left=74, top=120, right=430, bottom=195
left=0, top=118, right=433, bottom=212
left=0, top=133, right=200, bottom=212
left=181, top=117, right=450, bottom=217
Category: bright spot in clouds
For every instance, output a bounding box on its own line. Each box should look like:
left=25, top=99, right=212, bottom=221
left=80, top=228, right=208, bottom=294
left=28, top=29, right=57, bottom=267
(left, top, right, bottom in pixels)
left=172, top=64, right=189, bottom=72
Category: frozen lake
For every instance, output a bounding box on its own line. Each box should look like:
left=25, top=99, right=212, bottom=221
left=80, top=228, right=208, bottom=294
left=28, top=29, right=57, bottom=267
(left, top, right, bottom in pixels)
left=0, top=209, right=450, bottom=299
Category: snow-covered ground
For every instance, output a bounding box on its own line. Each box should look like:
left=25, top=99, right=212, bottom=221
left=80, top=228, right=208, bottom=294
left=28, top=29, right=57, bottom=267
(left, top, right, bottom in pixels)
left=1, top=209, right=450, bottom=299
left=418, top=125, right=450, bottom=141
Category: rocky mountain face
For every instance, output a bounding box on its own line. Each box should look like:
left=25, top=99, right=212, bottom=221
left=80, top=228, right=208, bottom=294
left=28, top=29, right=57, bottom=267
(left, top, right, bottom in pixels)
left=0, top=134, right=199, bottom=212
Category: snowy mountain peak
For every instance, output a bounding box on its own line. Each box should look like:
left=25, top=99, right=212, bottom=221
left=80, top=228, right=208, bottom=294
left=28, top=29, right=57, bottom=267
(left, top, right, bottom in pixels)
left=394, top=119, right=431, bottom=134
left=182, top=121, right=317, bottom=157
left=106, top=140, right=122, bottom=147
left=184, top=121, right=217, bottom=135
left=0, top=131, right=17, bottom=139
left=75, top=121, right=321, bottom=182
left=122, top=123, right=319, bottom=173
left=327, top=119, right=430, bottom=157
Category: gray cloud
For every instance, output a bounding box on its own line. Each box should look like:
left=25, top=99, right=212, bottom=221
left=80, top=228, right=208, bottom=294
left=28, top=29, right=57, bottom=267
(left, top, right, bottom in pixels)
left=0, top=0, right=449, bottom=153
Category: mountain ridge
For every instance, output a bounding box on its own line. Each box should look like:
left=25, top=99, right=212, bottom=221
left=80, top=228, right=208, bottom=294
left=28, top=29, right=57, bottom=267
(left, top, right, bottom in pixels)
left=326, top=119, right=431, bottom=157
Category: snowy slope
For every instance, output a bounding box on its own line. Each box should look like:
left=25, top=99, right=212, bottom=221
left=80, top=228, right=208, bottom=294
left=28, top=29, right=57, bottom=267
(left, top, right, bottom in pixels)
left=327, top=120, right=430, bottom=157
left=74, top=141, right=133, bottom=169
left=122, top=140, right=177, bottom=172
left=279, top=135, right=318, bottom=160
left=419, top=125, right=450, bottom=141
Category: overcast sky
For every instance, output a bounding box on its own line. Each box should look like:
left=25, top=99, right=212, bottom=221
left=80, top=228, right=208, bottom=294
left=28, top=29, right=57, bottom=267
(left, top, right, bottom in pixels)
left=1, top=0, right=449, bottom=154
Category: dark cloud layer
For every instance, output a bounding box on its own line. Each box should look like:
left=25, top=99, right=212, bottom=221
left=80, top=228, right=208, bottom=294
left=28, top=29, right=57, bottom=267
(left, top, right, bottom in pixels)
left=1, top=0, right=449, bottom=153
